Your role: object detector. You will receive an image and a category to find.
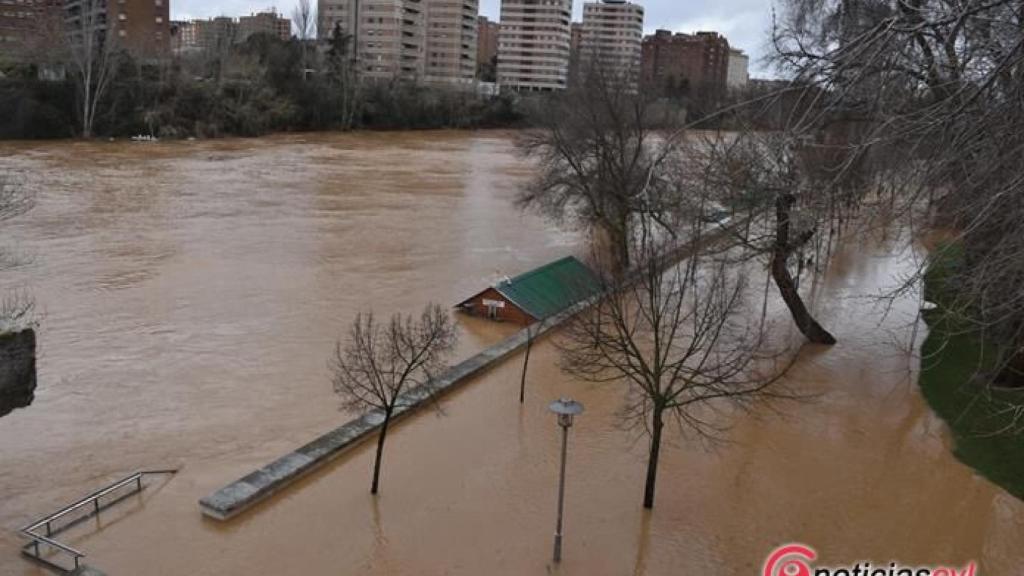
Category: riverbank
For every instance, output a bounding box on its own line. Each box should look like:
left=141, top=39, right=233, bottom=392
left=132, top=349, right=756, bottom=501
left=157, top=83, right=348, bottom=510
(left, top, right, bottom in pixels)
left=0, top=69, right=525, bottom=140
left=919, top=243, right=1024, bottom=500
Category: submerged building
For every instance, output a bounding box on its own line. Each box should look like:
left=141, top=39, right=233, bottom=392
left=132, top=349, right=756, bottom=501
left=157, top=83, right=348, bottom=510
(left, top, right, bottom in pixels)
left=456, top=256, right=601, bottom=325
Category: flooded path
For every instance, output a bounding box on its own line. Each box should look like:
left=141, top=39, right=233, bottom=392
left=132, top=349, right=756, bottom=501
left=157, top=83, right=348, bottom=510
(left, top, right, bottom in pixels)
left=0, top=131, right=578, bottom=570
left=1, top=132, right=1022, bottom=574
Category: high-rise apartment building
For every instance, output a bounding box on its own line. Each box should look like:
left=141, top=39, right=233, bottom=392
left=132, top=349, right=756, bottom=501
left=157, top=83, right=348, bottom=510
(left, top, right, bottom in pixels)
left=424, top=0, right=477, bottom=84
left=578, top=0, right=643, bottom=87
left=641, top=30, right=730, bottom=98
left=237, top=10, right=291, bottom=42
left=497, top=0, right=572, bottom=92
left=318, top=0, right=427, bottom=81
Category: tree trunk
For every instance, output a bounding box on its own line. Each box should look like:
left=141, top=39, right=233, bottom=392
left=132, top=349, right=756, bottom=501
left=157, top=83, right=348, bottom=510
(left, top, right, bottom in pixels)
left=642, top=408, right=664, bottom=509
left=370, top=412, right=390, bottom=494
left=519, top=330, right=532, bottom=404
left=773, top=195, right=837, bottom=345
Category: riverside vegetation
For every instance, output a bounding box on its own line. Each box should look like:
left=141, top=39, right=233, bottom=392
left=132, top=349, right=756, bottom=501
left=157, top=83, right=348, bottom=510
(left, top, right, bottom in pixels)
left=0, top=29, right=522, bottom=140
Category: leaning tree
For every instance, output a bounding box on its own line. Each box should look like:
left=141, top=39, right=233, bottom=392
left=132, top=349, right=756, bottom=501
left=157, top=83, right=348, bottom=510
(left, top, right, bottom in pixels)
left=768, top=0, right=1024, bottom=378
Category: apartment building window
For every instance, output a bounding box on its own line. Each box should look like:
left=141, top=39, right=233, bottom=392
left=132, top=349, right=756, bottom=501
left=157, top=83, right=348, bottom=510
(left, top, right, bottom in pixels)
left=155, top=15, right=162, bottom=22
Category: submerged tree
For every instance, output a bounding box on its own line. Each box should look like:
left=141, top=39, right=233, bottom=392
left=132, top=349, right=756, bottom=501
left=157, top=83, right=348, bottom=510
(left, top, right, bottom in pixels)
left=331, top=303, right=457, bottom=494
left=517, top=68, right=686, bottom=273
left=559, top=227, right=788, bottom=508
left=0, top=175, right=34, bottom=325
left=690, top=128, right=856, bottom=345
left=765, top=0, right=1024, bottom=367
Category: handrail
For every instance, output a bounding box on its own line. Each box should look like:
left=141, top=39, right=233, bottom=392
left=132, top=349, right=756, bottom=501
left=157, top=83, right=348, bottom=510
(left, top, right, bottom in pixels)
left=18, top=469, right=177, bottom=571
left=21, top=469, right=176, bottom=533
left=20, top=532, right=84, bottom=558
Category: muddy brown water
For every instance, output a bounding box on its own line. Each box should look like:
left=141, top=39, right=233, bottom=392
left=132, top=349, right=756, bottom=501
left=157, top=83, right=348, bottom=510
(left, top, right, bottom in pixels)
left=0, top=132, right=1021, bottom=575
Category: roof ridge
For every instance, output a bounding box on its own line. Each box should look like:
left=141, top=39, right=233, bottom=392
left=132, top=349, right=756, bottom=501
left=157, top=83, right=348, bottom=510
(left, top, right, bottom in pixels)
left=503, top=255, right=580, bottom=286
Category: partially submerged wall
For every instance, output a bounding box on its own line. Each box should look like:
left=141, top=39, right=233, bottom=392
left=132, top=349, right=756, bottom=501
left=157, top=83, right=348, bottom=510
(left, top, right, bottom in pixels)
left=199, top=303, right=583, bottom=521
left=0, top=328, right=36, bottom=418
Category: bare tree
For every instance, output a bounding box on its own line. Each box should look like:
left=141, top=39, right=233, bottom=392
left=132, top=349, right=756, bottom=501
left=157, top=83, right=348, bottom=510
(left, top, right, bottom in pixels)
left=518, top=319, right=544, bottom=404
left=559, top=228, right=789, bottom=509
left=63, top=0, right=121, bottom=138
left=331, top=303, right=458, bottom=494
left=292, top=0, right=316, bottom=78
left=517, top=70, right=686, bottom=273
left=765, top=0, right=1024, bottom=371
left=0, top=175, right=35, bottom=331
left=325, top=22, right=362, bottom=130
left=689, top=128, right=854, bottom=345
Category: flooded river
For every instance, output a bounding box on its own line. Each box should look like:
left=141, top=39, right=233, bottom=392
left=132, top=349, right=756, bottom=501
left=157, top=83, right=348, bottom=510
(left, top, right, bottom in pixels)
left=1, top=132, right=1022, bottom=575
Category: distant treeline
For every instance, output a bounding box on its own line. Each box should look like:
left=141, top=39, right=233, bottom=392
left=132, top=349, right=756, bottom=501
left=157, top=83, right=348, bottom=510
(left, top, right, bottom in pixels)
left=0, top=32, right=523, bottom=140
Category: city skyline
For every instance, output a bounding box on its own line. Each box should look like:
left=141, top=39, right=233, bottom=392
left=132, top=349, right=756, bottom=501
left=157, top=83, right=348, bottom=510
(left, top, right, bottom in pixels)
left=170, top=0, right=775, bottom=75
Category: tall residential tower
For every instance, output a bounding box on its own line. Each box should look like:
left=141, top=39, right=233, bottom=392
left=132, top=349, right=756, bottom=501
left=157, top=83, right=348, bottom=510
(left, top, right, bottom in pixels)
left=497, top=0, right=572, bottom=91
left=578, top=0, right=644, bottom=87
left=319, top=0, right=479, bottom=83
left=424, top=0, right=478, bottom=84
left=319, top=0, right=426, bottom=81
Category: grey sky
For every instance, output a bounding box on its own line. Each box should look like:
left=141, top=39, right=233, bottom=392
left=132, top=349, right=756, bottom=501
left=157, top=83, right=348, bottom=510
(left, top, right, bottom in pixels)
left=171, top=0, right=778, bottom=76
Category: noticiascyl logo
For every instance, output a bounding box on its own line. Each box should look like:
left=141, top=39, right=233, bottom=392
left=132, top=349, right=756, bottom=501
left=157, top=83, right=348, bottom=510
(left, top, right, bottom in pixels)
left=762, top=543, right=979, bottom=576
left=763, top=543, right=816, bottom=576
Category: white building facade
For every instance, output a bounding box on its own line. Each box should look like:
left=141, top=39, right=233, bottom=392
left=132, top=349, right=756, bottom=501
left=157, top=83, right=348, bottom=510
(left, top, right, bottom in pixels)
left=579, top=0, right=644, bottom=88
left=726, top=48, right=749, bottom=90
left=497, top=0, right=573, bottom=91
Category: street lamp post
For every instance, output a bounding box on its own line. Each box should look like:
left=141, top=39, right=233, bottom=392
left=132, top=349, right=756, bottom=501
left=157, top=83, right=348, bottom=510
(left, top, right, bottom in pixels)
left=548, top=397, right=584, bottom=564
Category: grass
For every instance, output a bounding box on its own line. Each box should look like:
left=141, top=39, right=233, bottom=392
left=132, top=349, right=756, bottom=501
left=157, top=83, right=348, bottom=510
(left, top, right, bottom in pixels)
left=919, top=243, right=1024, bottom=499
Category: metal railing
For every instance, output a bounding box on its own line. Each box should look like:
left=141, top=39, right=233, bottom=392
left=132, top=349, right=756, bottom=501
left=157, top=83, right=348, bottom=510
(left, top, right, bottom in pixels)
left=19, top=469, right=177, bottom=572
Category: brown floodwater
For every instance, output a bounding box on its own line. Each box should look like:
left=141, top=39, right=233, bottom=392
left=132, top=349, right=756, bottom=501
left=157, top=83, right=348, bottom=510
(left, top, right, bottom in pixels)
left=1, top=132, right=1022, bottom=575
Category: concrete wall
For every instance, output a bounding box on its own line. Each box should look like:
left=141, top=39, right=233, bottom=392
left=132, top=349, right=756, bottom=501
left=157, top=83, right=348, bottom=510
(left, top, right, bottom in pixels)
left=0, top=328, right=36, bottom=418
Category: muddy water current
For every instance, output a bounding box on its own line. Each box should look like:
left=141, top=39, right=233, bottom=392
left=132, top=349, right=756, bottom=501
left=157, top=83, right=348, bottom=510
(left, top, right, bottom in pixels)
left=0, top=132, right=1021, bottom=575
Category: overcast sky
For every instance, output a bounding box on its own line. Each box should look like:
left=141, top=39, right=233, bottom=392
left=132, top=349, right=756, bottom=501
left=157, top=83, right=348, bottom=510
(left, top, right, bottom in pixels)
left=171, top=0, right=778, bottom=76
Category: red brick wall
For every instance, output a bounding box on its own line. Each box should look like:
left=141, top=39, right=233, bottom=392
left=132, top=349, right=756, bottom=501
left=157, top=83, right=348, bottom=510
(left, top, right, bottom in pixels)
left=109, top=0, right=171, bottom=58
left=459, top=288, right=536, bottom=325
left=641, top=30, right=729, bottom=98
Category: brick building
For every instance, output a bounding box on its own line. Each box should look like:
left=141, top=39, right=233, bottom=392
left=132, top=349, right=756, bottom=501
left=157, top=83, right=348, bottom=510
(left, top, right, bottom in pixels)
left=641, top=30, right=730, bottom=99
left=62, top=0, right=170, bottom=59
left=456, top=256, right=600, bottom=325
left=238, top=9, right=291, bottom=43
left=175, top=16, right=238, bottom=53
left=0, top=0, right=62, bottom=63
left=476, top=15, right=498, bottom=78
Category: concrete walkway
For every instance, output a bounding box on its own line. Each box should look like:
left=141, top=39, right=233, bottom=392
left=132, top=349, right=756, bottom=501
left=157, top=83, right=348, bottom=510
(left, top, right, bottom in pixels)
left=199, top=307, right=577, bottom=521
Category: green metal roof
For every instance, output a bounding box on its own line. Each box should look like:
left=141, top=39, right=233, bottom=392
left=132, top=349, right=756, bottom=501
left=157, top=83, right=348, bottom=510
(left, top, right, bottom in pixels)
left=495, top=256, right=601, bottom=320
